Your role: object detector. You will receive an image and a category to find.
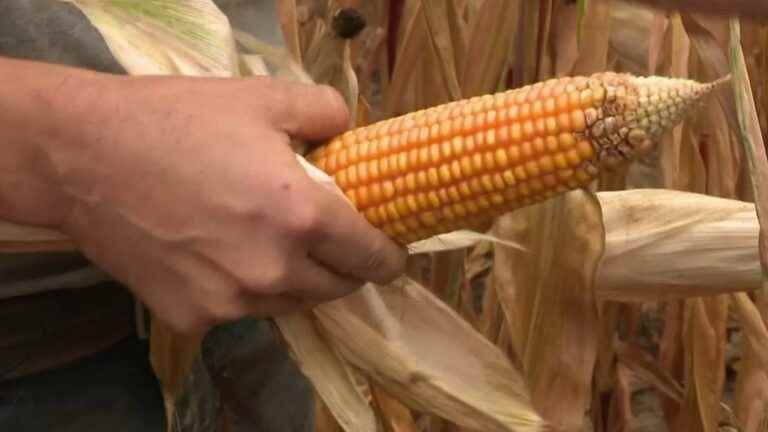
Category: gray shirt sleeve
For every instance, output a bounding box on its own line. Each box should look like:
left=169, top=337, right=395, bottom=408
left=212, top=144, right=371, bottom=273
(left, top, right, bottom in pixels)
left=0, top=0, right=283, bottom=72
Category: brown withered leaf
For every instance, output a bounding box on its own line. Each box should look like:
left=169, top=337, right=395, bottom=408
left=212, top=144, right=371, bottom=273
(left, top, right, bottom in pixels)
left=733, top=346, right=768, bottom=432
left=417, top=33, right=453, bottom=108
left=314, top=395, right=344, bottom=432
left=429, top=250, right=467, bottom=314
left=733, top=290, right=768, bottom=432
left=728, top=25, right=768, bottom=430
left=312, top=278, right=543, bottom=432
left=731, top=292, right=768, bottom=373
left=658, top=16, right=710, bottom=193
left=461, top=0, right=521, bottom=95
left=647, top=12, right=669, bottom=74
left=277, top=0, right=303, bottom=63
left=491, top=189, right=605, bottom=432
left=446, top=0, right=469, bottom=80
left=606, top=361, right=635, bottom=432
left=510, top=0, right=538, bottom=86
left=608, top=1, right=655, bottom=75
left=383, top=3, right=427, bottom=116
left=551, top=1, right=580, bottom=79
left=570, top=0, right=614, bottom=75
left=617, top=341, right=685, bottom=403
left=682, top=14, right=740, bottom=131
left=659, top=300, right=686, bottom=424
left=274, top=313, right=377, bottom=432
left=370, top=385, right=421, bottom=432
left=420, top=0, right=462, bottom=100
left=341, top=40, right=360, bottom=127
left=590, top=301, right=622, bottom=432
left=671, top=298, right=729, bottom=432
left=729, top=19, right=768, bottom=281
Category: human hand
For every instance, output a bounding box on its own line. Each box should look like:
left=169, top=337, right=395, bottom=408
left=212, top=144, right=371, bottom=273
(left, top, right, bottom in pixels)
left=43, top=72, right=407, bottom=334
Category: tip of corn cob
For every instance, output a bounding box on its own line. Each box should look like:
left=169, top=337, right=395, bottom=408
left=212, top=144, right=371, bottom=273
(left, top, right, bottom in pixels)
left=582, top=72, right=730, bottom=170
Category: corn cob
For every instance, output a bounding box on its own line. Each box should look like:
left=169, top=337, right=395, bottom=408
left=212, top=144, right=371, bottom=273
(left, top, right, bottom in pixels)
left=308, top=72, right=728, bottom=245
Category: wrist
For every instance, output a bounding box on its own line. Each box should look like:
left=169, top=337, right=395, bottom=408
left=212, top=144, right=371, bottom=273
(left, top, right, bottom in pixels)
left=0, top=57, right=114, bottom=228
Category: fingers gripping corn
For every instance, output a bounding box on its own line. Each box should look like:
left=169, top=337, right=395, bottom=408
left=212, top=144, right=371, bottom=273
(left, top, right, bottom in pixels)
left=308, top=72, right=728, bottom=244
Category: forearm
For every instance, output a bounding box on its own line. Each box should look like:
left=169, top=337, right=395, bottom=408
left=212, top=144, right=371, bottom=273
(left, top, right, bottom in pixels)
left=629, top=0, right=768, bottom=20
left=0, top=57, right=101, bottom=228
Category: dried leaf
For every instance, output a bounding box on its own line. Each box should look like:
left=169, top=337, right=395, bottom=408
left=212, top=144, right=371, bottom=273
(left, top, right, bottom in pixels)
left=491, top=189, right=605, bottom=432
left=617, top=341, right=685, bottom=402
left=608, top=2, right=655, bottom=74
left=729, top=18, right=768, bottom=282
left=407, top=230, right=525, bottom=254
left=734, top=288, right=768, bottom=432
left=314, top=395, right=345, bottom=432
left=461, top=0, right=520, bottom=95
left=570, top=0, right=614, bottom=75
left=446, top=0, right=469, bottom=78
left=371, top=385, right=421, bottom=432
left=682, top=14, right=739, bottom=132
left=384, top=3, right=427, bottom=116
left=313, top=278, right=543, bottom=432
left=659, top=300, right=686, bottom=424
left=341, top=40, right=360, bottom=127
left=510, top=0, right=537, bottom=86
left=420, top=1, right=462, bottom=100
left=277, top=0, right=303, bottom=63
left=672, top=297, right=729, bottom=432
left=731, top=292, right=768, bottom=372
left=274, top=313, right=378, bottom=432
left=551, top=1, right=580, bottom=78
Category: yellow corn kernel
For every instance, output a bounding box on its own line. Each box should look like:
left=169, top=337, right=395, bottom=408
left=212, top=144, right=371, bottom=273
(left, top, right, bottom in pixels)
left=308, top=71, right=723, bottom=244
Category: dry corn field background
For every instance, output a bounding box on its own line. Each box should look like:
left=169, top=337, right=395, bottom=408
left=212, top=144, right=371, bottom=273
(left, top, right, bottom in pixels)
left=3, top=0, right=768, bottom=431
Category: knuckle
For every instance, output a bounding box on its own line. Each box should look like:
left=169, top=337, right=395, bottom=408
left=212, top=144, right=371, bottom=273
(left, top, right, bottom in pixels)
left=244, top=264, right=290, bottom=296
left=283, top=201, right=322, bottom=238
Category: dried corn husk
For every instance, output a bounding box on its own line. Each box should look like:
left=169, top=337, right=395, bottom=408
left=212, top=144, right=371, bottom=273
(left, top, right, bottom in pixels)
left=597, top=188, right=760, bottom=302
left=313, top=278, right=544, bottom=432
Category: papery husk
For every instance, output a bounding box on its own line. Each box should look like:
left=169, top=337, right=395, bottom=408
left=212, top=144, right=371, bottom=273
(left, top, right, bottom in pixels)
left=597, top=189, right=761, bottom=302
left=312, top=278, right=544, bottom=432
left=273, top=313, right=378, bottom=432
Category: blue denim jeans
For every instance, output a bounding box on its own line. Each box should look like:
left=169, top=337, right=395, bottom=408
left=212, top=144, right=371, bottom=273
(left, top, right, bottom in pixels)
left=0, top=337, right=166, bottom=432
